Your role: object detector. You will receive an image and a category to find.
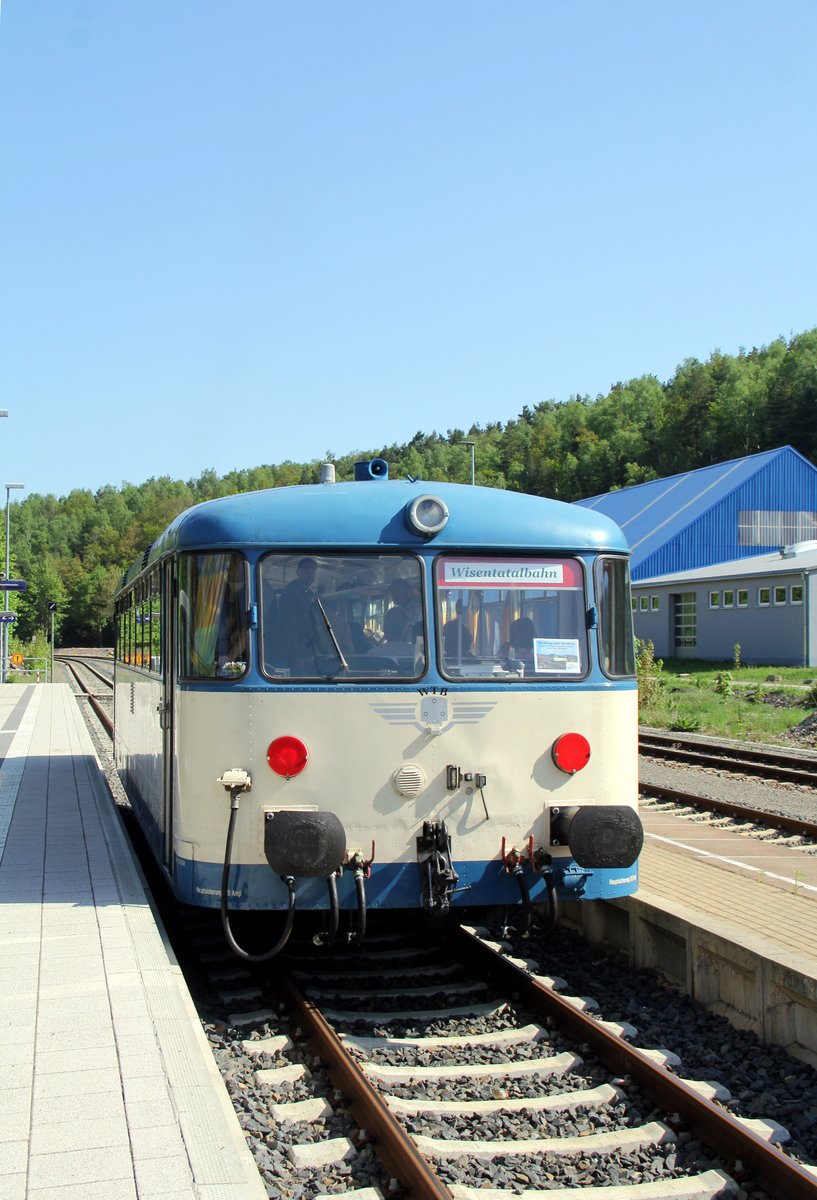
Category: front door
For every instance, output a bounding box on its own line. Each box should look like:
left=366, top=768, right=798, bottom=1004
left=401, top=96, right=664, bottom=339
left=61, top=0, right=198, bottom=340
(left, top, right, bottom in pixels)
left=672, top=592, right=697, bottom=659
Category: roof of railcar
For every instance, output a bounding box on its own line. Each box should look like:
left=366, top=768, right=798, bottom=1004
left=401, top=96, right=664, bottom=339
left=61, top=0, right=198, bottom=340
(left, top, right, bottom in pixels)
left=118, top=477, right=629, bottom=590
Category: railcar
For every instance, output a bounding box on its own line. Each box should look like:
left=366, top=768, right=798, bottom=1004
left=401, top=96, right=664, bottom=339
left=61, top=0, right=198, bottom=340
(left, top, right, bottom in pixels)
left=114, top=460, right=642, bottom=957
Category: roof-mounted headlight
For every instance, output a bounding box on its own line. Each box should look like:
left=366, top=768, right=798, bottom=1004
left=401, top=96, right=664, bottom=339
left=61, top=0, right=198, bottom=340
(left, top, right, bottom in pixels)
left=406, top=494, right=449, bottom=538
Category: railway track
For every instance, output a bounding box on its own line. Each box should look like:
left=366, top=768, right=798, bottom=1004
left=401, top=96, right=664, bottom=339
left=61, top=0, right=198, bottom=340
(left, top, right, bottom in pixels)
left=192, top=920, right=817, bottom=1200
left=56, top=652, right=113, bottom=735
left=639, top=780, right=817, bottom=842
left=640, top=730, right=817, bottom=787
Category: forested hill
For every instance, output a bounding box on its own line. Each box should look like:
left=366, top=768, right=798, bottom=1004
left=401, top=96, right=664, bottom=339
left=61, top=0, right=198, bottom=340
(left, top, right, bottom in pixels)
left=12, top=328, right=817, bottom=647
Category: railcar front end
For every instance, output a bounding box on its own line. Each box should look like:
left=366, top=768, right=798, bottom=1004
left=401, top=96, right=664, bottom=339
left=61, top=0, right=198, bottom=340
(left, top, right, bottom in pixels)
left=114, top=463, right=642, bottom=956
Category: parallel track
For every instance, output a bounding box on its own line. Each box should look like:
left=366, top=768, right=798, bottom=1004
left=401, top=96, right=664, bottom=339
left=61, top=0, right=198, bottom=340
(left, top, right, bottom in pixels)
left=639, top=779, right=817, bottom=839
left=640, top=730, right=817, bottom=787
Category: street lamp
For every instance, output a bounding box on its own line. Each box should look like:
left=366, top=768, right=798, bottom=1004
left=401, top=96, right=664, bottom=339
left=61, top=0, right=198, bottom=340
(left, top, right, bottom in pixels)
left=3, top=483, right=24, bottom=683
left=48, top=602, right=57, bottom=683
left=457, top=440, right=476, bottom=486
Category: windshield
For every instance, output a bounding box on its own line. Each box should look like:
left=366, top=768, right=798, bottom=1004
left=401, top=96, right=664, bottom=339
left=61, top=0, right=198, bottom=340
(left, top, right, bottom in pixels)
left=436, top=555, right=588, bottom=681
left=260, top=553, right=425, bottom=680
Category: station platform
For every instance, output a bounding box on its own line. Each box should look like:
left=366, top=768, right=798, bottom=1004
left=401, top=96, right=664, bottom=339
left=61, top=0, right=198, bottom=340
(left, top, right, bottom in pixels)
left=0, top=684, right=267, bottom=1200
left=640, top=799, right=817, bottom=966
left=567, top=794, right=817, bottom=1064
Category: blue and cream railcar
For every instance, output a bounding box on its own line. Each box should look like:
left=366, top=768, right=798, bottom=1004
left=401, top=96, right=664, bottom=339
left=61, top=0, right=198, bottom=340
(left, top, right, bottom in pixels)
left=114, top=461, right=642, bottom=954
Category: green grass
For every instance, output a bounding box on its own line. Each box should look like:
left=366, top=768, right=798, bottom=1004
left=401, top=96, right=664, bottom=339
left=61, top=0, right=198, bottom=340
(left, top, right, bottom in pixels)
left=638, top=657, right=817, bottom=744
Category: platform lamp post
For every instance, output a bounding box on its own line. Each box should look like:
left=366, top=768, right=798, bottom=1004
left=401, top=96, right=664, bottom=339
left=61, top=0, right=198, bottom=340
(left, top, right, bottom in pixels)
left=48, top=602, right=56, bottom=683
left=3, top=483, right=24, bottom=684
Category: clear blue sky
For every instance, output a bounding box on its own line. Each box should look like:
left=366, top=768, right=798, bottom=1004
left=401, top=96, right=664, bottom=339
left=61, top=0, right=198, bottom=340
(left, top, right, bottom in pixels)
left=2, top=1, right=816, bottom=500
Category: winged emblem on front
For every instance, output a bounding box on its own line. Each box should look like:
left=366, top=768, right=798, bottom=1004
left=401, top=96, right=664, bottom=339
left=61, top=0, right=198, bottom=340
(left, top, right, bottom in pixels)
left=371, top=696, right=496, bottom=733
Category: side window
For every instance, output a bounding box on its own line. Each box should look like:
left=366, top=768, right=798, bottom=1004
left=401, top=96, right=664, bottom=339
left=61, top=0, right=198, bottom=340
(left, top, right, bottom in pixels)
left=120, top=595, right=133, bottom=664
left=596, top=557, right=636, bottom=678
left=148, top=569, right=162, bottom=672
left=137, top=581, right=150, bottom=667
left=115, top=596, right=129, bottom=664
left=178, top=552, right=248, bottom=679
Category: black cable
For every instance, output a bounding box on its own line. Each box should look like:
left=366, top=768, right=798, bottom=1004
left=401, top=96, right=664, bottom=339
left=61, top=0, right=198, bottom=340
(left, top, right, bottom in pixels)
left=314, top=872, right=340, bottom=946
left=538, top=867, right=559, bottom=935
left=511, top=864, right=532, bottom=935
left=220, top=796, right=296, bottom=961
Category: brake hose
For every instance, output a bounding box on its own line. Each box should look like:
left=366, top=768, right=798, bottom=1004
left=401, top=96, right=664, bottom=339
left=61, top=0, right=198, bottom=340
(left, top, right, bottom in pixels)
left=220, top=792, right=296, bottom=961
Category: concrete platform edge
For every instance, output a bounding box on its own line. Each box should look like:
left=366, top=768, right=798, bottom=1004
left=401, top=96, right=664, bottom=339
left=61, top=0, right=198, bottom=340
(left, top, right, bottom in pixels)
left=70, top=696, right=268, bottom=1198
left=563, top=891, right=817, bottom=1066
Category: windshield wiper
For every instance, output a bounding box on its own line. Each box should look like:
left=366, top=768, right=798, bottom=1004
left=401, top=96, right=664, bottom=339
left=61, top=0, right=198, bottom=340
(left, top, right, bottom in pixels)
left=315, top=595, right=349, bottom=673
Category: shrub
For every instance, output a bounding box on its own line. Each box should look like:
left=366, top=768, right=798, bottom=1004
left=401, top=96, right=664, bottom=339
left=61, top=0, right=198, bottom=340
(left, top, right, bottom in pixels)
left=669, top=714, right=701, bottom=732
left=714, top=671, right=734, bottom=697
left=635, top=639, right=663, bottom=711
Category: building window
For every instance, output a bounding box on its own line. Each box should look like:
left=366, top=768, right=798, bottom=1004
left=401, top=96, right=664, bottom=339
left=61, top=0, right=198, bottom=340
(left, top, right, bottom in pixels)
left=631, top=596, right=637, bottom=612
left=708, top=591, right=720, bottom=609
left=758, top=587, right=771, bottom=606
left=722, top=590, right=734, bottom=608
left=737, top=589, right=748, bottom=607
left=774, top=586, right=787, bottom=605
left=639, top=595, right=648, bottom=611
left=650, top=595, right=659, bottom=611
left=739, top=510, right=817, bottom=547
left=791, top=584, right=804, bottom=605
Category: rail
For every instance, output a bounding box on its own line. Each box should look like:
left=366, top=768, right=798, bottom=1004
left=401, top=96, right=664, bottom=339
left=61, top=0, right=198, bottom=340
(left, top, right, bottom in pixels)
left=640, top=730, right=817, bottom=787
left=56, top=654, right=113, bottom=737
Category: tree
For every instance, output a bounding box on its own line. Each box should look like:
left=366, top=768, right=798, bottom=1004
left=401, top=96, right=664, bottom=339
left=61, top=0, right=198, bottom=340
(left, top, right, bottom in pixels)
left=13, top=555, right=68, bottom=646
left=69, top=565, right=120, bottom=645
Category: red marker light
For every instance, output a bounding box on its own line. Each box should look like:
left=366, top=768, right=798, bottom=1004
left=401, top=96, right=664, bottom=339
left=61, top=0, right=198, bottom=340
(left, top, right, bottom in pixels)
left=552, top=732, right=591, bottom=774
left=267, top=736, right=308, bottom=778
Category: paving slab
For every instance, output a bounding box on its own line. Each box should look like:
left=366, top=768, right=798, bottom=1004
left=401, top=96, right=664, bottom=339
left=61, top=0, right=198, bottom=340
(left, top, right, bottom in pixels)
left=0, top=686, right=267, bottom=1199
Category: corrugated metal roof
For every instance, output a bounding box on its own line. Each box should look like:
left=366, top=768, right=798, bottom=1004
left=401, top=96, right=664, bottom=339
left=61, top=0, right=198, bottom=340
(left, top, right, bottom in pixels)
left=634, top=541, right=817, bottom=586
left=575, top=446, right=817, bottom=579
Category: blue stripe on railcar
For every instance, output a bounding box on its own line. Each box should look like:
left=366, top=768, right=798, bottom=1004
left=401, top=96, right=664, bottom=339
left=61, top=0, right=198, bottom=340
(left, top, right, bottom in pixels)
left=174, top=855, right=639, bottom=909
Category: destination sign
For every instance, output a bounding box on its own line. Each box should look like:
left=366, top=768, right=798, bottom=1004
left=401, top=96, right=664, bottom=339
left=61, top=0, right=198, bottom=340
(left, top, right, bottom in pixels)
left=0, top=580, right=27, bottom=591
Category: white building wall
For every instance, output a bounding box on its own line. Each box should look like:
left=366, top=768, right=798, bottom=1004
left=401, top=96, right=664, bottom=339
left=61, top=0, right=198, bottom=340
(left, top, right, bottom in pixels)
left=633, top=569, right=813, bottom=665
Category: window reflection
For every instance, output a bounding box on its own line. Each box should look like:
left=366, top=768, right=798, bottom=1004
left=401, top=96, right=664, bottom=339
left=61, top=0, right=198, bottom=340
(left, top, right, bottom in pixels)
left=437, top=556, right=588, bottom=681
left=260, top=554, right=425, bottom=680
left=178, top=552, right=248, bottom=679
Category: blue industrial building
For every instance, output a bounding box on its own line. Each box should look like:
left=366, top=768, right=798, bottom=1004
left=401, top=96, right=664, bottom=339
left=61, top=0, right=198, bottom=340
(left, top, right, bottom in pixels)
left=576, top=446, right=817, bottom=664
left=576, top=445, right=817, bottom=581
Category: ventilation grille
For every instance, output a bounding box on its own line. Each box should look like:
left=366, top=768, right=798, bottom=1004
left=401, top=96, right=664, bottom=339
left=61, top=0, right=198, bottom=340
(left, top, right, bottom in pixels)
left=392, top=764, right=425, bottom=798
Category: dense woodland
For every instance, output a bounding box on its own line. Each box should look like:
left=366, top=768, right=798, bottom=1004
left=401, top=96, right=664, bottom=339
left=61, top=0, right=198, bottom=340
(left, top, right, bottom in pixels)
left=10, top=328, right=817, bottom=649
